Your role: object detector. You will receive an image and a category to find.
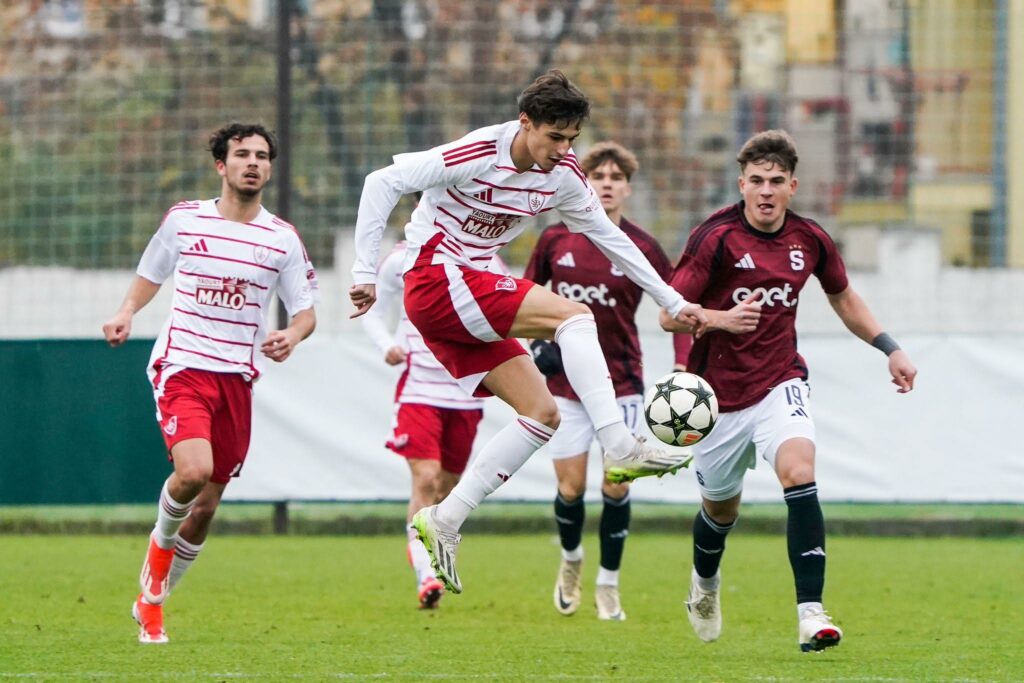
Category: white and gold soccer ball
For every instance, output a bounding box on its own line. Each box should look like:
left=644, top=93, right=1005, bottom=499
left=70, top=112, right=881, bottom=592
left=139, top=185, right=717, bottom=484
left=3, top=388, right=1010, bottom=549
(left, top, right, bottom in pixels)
left=643, top=371, right=719, bottom=447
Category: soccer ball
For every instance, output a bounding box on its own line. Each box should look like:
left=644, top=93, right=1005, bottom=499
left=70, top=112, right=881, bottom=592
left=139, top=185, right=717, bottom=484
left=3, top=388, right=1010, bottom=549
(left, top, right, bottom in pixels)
left=643, top=371, right=719, bottom=447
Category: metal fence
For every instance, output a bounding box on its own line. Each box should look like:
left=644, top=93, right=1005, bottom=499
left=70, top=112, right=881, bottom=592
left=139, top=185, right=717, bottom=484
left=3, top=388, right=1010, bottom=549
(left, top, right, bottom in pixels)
left=0, top=0, right=1009, bottom=333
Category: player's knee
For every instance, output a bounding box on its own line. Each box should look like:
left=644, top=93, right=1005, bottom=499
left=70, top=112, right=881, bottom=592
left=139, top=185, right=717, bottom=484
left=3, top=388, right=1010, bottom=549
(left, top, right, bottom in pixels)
left=703, top=499, right=739, bottom=525
left=602, top=480, right=629, bottom=500
left=563, top=300, right=590, bottom=318
left=174, top=462, right=213, bottom=491
left=777, top=462, right=815, bottom=488
left=413, top=471, right=441, bottom=502
left=558, top=478, right=585, bottom=501
left=189, top=498, right=218, bottom=526
left=537, top=403, right=560, bottom=430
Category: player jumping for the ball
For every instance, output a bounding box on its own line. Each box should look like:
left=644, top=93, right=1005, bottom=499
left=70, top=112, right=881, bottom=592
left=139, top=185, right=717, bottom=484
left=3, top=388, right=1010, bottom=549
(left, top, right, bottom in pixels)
left=349, top=70, right=706, bottom=595
left=661, top=130, right=917, bottom=652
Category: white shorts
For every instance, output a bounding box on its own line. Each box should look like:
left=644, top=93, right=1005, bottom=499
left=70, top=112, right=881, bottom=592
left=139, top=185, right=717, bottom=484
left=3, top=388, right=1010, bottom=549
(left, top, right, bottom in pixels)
left=692, top=378, right=815, bottom=501
left=547, top=394, right=644, bottom=460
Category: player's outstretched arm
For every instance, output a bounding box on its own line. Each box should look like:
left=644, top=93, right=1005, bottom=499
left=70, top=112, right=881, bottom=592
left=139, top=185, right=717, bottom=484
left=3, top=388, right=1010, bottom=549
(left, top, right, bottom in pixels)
left=659, top=291, right=760, bottom=337
left=827, top=286, right=916, bottom=393
left=102, top=276, right=162, bottom=347
left=262, top=307, right=316, bottom=363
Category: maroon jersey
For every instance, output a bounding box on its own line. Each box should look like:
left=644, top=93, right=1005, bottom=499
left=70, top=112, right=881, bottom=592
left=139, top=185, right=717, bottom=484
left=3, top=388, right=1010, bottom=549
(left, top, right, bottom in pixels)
left=524, top=219, right=676, bottom=400
left=671, top=202, right=848, bottom=412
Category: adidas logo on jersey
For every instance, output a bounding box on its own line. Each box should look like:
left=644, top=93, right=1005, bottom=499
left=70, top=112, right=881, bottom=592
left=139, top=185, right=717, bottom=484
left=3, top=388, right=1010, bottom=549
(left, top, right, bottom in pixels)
left=189, top=239, right=210, bottom=253
left=734, top=253, right=755, bottom=269
left=556, top=252, right=576, bottom=268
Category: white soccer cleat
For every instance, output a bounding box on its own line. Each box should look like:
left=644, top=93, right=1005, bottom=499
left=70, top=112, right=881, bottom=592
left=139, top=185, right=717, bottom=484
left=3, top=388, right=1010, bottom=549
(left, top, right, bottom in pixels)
left=604, top=437, right=692, bottom=484
left=411, top=506, right=463, bottom=594
left=553, top=558, right=583, bottom=615
left=685, top=568, right=721, bottom=642
left=595, top=584, right=626, bottom=621
left=798, top=605, right=843, bottom=652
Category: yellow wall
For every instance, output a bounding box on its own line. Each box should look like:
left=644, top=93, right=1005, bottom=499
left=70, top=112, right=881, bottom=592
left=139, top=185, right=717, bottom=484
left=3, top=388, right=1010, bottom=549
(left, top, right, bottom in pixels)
left=1009, top=0, right=1024, bottom=267
left=911, top=0, right=995, bottom=174
left=911, top=182, right=992, bottom=265
left=786, top=0, right=836, bottom=63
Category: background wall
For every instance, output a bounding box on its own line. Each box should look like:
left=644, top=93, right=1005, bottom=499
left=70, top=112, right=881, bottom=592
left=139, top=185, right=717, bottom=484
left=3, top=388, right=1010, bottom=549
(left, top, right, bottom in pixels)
left=1, top=1, right=1021, bottom=504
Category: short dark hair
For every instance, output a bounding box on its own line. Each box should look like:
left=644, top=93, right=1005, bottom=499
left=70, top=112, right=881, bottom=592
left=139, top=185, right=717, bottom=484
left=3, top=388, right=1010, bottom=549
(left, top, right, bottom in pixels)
left=579, top=141, right=638, bottom=180
left=736, top=129, right=798, bottom=173
left=517, top=70, right=590, bottom=128
left=208, top=123, right=278, bottom=163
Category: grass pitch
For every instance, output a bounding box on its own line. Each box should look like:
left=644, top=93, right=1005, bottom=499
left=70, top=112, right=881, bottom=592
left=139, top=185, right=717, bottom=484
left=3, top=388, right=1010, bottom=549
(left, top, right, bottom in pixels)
left=1, top=533, right=1021, bottom=681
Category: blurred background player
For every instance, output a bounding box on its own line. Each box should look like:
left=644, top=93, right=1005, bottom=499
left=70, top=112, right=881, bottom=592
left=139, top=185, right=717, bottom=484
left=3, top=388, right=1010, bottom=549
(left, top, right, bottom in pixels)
left=523, top=142, right=690, bottom=621
left=349, top=70, right=706, bottom=596
left=662, top=129, right=917, bottom=652
left=102, top=123, right=318, bottom=644
left=361, top=239, right=507, bottom=609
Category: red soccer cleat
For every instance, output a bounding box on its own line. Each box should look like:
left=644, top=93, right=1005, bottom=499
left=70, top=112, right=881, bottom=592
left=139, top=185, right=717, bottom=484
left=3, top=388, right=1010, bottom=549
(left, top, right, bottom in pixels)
left=132, top=594, right=168, bottom=644
left=139, top=537, right=175, bottom=605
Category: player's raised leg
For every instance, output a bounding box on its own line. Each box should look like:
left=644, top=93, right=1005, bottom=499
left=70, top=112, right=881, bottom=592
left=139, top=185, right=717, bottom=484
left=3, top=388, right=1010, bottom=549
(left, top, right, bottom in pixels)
left=513, top=286, right=687, bottom=472
left=415, top=354, right=557, bottom=593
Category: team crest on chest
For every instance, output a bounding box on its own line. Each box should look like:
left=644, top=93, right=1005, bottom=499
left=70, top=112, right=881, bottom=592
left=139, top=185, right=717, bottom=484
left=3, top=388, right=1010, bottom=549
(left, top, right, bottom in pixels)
left=528, top=191, right=545, bottom=213
left=253, top=245, right=270, bottom=264
left=462, top=209, right=518, bottom=239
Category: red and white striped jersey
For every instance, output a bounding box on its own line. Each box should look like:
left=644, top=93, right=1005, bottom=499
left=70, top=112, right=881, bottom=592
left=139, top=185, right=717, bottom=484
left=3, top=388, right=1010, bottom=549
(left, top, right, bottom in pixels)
left=351, top=120, right=686, bottom=316
left=138, top=198, right=319, bottom=382
left=361, top=241, right=508, bottom=410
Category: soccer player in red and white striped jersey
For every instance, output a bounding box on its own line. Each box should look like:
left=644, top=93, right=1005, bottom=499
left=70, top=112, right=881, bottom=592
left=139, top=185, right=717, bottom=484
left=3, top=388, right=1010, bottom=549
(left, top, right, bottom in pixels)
left=103, top=123, right=318, bottom=644
left=362, top=241, right=509, bottom=609
left=661, top=130, right=917, bottom=652
left=350, top=70, right=707, bottom=596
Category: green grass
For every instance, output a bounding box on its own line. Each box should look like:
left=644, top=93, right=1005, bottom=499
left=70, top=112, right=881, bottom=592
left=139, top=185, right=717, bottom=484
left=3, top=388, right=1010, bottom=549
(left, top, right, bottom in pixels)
left=1, top=534, right=1022, bottom=681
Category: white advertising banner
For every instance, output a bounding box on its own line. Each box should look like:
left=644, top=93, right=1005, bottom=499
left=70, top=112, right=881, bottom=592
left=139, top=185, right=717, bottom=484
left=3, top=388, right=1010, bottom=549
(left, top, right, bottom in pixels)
left=228, top=332, right=1022, bottom=504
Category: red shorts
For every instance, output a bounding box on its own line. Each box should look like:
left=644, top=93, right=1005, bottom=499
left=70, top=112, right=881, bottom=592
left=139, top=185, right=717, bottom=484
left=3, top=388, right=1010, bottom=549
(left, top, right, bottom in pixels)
left=385, top=402, right=483, bottom=475
left=404, top=264, right=532, bottom=396
left=152, top=367, right=253, bottom=484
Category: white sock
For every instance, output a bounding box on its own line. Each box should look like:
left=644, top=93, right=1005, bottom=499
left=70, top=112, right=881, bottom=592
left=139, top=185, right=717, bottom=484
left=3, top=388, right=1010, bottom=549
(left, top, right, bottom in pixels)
left=694, top=567, right=720, bottom=592
left=798, top=601, right=824, bottom=618
left=554, top=314, right=632, bottom=458
left=562, top=545, right=584, bottom=562
left=596, top=567, right=619, bottom=587
left=168, top=535, right=204, bottom=592
left=152, top=480, right=195, bottom=549
left=435, top=416, right=554, bottom=530
left=407, top=526, right=434, bottom=584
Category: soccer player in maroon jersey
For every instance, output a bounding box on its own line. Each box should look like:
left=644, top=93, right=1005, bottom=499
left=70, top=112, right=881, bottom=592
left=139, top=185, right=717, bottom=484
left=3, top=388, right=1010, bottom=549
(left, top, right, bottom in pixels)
left=102, top=123, right=318, bottom=643
left=662, top=130, right=917, bottom=652
left=349, top=71, right=707, bottom=596
left=523, top=142, right=690, bottom=621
